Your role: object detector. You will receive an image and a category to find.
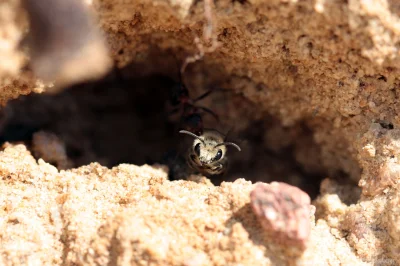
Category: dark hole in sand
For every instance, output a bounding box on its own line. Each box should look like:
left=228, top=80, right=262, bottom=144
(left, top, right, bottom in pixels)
left=0, top=69, right=331, bottom=199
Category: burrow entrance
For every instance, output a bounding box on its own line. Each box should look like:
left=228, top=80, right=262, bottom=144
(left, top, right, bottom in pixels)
left=0, top=63, right=336, bottom=199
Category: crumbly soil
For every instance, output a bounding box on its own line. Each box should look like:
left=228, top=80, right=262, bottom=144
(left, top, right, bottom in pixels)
left=1, top=0, right=400, bottom=265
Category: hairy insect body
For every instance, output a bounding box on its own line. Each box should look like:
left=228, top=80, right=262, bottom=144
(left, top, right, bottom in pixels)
left=180, top=130, right=241, bottom=177
left=170, top=66, right=240, bottom=177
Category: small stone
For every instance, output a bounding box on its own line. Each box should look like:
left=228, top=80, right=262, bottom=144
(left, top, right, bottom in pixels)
left=250, top=182, right=312, bottom=250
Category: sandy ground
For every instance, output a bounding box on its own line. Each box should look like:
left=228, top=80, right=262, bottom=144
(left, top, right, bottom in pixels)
left=0, top=0, right=400, bottom=265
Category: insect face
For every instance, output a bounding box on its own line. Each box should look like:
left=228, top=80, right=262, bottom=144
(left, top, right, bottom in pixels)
left=191, top=134, right=227, bottom=166
left=179, top=130, right=241, bottom=176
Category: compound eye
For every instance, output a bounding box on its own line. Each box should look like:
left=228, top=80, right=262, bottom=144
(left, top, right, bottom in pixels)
left=194, top=143, right=201, bottom=156
left=214, top=149, right=223, bottom=161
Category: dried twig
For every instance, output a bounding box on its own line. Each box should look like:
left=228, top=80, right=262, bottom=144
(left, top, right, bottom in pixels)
left=181, top=0, right=221, bottom=74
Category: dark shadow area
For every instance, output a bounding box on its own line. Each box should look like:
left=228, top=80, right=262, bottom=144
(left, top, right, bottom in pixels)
left=0, top=72, right=178, bottom=167
left=217, top=120, right=326, bottom=198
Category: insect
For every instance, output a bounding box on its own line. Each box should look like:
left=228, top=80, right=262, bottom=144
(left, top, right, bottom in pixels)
left=179, top=129, right=241, bottom=176
left=168, top=67, right=225, bottom=136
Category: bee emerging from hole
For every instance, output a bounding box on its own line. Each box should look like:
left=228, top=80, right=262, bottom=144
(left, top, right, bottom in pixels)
left=179, top=129, right=241, bottom=176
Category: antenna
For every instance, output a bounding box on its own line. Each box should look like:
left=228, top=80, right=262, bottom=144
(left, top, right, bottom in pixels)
left=179, top=130, right=205, bottom=144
